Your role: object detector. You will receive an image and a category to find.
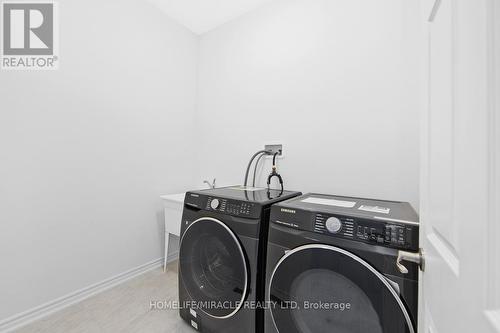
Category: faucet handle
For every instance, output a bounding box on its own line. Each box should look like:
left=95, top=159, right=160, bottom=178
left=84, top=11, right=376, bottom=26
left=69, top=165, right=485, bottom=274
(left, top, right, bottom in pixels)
left=203, top=179, right=217, bottom=189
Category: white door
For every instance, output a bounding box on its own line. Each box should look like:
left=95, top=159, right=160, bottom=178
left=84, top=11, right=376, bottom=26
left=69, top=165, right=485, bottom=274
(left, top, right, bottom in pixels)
left=420, top=0, right=500, bottom=332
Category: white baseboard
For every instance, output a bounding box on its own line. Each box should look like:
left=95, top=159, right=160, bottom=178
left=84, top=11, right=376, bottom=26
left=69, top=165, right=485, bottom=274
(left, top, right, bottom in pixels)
left=0, top=255, right=177, bottom=333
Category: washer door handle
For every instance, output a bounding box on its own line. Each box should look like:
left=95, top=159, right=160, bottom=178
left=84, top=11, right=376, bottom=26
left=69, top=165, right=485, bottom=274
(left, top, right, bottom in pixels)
left=396, top=248, right=425, bottom=274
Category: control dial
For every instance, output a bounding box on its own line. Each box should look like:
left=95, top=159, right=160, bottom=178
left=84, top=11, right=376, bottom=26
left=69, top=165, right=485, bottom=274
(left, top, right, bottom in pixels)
left=325, top=217, right=342, bottom=234
left=210, top=199, right=220, bottom=210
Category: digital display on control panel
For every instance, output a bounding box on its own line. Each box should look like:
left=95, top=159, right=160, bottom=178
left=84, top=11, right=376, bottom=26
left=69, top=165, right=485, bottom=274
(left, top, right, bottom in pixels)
left=226, top=202, right=252, bottom=215
left=314, top=214, right=415, bottom=250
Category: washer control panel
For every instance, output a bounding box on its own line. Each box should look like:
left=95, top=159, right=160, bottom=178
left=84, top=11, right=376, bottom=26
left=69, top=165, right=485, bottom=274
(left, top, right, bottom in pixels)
left=206, top=197, right=256, bottom=217
left=313, top=213, right=418, bottom=251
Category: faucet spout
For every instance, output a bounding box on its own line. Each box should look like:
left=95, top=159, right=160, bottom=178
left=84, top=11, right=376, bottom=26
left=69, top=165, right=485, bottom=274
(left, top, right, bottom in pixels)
left=203, top=178, right=216, bottom=189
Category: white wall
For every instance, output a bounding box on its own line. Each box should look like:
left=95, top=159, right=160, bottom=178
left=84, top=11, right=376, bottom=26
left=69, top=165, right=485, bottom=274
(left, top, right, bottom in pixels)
left=0, top=0, right=197, bottom=321
left=196, top=0, right=421, bottom=208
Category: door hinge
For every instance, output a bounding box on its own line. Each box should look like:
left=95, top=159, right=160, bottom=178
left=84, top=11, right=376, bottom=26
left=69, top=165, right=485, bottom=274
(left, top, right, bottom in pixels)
left=396, top=248, right=425, bottom=274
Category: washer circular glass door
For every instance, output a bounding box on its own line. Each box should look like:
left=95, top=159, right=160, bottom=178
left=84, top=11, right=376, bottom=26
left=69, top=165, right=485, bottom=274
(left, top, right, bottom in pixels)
left=269, top=244, right=414, bottom=333
left=179, top=217, right=248, bottom=319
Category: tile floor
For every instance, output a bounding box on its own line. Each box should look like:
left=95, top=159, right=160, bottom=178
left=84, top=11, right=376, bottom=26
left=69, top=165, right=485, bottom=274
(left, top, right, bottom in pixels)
left=16, top=261, right=192, bottom=333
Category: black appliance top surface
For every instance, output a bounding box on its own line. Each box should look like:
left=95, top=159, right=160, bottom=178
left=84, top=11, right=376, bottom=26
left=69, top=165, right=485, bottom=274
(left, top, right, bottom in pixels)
left=277, top=193, right=419, bottom=224
left=190, top=186, right=301, bottom=206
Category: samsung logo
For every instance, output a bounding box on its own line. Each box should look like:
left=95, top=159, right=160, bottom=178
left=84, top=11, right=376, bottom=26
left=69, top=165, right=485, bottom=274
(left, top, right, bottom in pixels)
left=281, top=208, right=296, bottom=214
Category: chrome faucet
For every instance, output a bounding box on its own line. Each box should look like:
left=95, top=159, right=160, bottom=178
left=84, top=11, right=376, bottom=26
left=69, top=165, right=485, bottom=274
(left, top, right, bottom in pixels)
left=203, top=178, right=216, bottom=189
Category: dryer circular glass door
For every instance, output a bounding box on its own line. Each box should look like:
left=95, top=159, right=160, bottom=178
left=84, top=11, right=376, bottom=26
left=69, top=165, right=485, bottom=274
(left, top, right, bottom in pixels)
left=179, top=217, right=248, bottom=319
left=269, top=244, right=414, bottom=333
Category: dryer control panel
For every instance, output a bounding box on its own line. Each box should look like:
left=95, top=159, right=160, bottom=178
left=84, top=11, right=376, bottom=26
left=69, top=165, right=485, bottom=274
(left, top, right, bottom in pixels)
left=271, top=193, right=419, bottom=251
left=312, top=213, right=417, bottom=251
left=271, top=206, right=418, bottom=251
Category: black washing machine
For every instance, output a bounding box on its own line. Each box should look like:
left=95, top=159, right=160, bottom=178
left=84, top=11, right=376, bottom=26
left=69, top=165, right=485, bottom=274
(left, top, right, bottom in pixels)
left=178, top=186, right=301, bottom=333
left=265, top=193, right=419, bottom=333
